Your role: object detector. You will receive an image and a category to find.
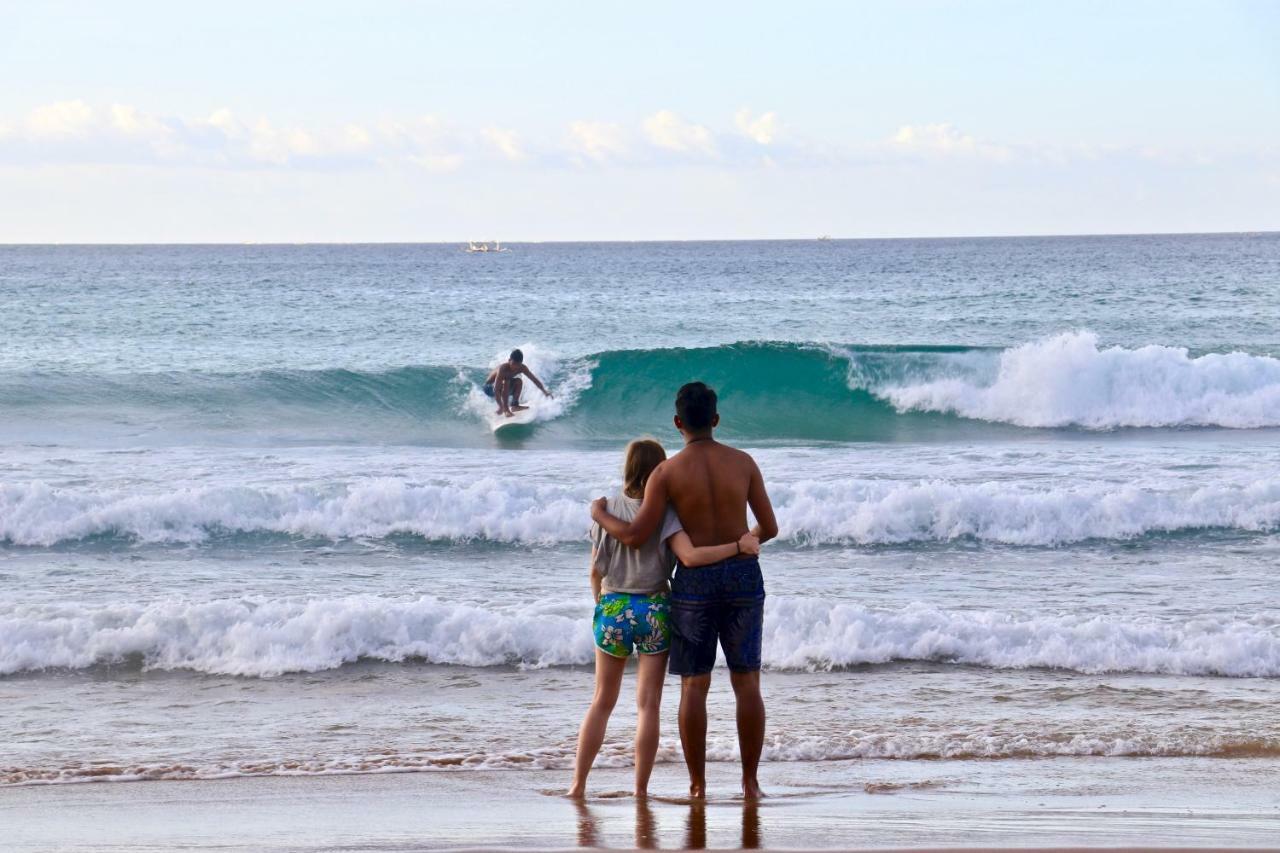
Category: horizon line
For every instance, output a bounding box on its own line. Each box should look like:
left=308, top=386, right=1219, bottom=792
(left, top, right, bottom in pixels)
left=2, top=228, right=1277, bottom=247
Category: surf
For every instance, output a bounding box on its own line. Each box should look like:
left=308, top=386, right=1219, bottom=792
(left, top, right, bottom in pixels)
left=5, top=332, right=1280, bottom=445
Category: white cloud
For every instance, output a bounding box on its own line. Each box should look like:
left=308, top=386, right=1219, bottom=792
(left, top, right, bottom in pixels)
left=734, top=109, right=779, bottom=145
left=482, top=127, right=525, bottom=161
left=642, top=110, right=716, bottom=156
left=890, top=123, right=1011, bottom=162
left=26, top=100, right=96, bottom=138
left=566, top=120, right=629, bottom=162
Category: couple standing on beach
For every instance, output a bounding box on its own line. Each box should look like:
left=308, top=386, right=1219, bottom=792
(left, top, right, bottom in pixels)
left=569, top=381, right=779, bottom=800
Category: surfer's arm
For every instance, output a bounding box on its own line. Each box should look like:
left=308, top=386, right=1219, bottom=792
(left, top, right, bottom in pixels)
left=590, top=466, right=669, bottom=547
left=746, top=459, right=779, bottom=544
left=521, top=366, right=551, bottom=397
left=668, top=531, right=760, bottom=567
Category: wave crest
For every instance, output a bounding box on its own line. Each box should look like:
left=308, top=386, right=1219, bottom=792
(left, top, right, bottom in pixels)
left=4, top=475, right=1278, bottom=548
left=3, top=595, right=1276, bottom=678
left=874, top=331, right=1280, bottom=429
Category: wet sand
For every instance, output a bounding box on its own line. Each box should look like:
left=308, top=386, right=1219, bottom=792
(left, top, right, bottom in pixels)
left=5, top=757, right=1279, bottom=851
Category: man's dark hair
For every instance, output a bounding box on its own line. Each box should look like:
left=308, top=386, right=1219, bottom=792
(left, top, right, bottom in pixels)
left=510, top=349, right=524, bottom=364
left=676, top=381, right=717, bottom=431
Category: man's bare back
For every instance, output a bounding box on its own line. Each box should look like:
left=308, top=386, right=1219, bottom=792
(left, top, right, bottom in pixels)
left=654, top=440, right=771, bottom=547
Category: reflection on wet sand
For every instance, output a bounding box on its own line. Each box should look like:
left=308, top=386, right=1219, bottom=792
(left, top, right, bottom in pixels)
left=685, top=799, right=762, bottom=850
left=574, top=800, right=599, bottom=848
left=575, top=794, right=762, bottom=849
left=635, top=797, right=658, bottom=849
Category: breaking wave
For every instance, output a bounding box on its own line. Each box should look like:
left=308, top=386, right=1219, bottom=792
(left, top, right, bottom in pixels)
left=4, top=475, right=1278, bottom=548
left=3, top=333, right=1279, bottom=443
left=3, top=595, right=1277, bottom=678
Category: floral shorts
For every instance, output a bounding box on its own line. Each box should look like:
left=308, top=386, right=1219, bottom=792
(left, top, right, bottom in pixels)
left=593, top=592, right=671, bottom=658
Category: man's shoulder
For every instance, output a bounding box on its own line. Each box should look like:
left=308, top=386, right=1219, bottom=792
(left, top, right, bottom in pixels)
left=714, top=441, right=757, bottom=467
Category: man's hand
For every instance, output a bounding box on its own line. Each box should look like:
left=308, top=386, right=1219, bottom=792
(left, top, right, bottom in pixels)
left=590, top=496, right=608, bottom=521
left=737, top=532, right=761, bottom=556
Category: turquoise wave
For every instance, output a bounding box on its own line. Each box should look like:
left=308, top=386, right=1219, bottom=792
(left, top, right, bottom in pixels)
left=0, top=342, right=1007, bottom=443
left=9, top=335, right=1277, bottom=443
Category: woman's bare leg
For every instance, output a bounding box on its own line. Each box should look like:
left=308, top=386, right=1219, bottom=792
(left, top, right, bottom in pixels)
left=633, top=652, right=667, bottom=797
left=567, top=649, right=627, bottom=798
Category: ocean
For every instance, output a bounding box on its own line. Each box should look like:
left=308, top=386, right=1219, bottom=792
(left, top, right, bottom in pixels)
left=2, top=236, right=1278, bottom=831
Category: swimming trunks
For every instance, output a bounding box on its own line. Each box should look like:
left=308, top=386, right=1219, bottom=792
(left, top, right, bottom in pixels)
left=593, top=592, right=671, bottom=658
left=482, top=381, right=518, bottom=406
left=668, top=556, right=765, bottom=675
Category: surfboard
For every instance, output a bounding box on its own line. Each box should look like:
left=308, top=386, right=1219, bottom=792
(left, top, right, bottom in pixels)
left=489, top=406, right=537, bottom=433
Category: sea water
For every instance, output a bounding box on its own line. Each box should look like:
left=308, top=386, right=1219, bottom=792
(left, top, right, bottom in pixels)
left=1, top=235, right=1278, bottom=790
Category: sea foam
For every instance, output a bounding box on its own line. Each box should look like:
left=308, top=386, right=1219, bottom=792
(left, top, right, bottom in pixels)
left=3, top=474, right=1278, bottom=547
left=873, top=331, right=1280, bottom=429
left=3, top=595, right=1276, bottom=678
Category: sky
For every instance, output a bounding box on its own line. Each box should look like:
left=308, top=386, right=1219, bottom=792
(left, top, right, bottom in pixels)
left=1, top=0, right=1277, bottom=242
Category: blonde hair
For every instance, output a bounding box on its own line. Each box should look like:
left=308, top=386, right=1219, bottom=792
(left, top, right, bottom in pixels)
left=623, top=438, right=666, bottom=499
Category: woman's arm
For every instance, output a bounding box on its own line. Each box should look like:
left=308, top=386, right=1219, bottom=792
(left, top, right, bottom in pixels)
left=590, top=465, right=670, bottom=547
left=668, top=530, right=760, bottom=568
left=589, top=547, right=603, bottom=602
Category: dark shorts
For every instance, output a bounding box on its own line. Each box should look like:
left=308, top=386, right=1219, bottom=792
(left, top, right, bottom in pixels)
left=668, top=556, right=765, bottom=676
left=482, top=382, right=517, bottom=405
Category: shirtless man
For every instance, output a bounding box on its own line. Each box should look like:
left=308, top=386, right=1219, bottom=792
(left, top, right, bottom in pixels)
left=590, top=381, right=779, bottom=799
left=484, top=349, right=551, bottom=416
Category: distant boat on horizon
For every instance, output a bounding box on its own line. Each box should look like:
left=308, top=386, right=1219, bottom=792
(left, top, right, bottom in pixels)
left=465, top=240, right=509, bottom=253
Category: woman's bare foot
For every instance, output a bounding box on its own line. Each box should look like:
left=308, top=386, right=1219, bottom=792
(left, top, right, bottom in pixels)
left=566, top=782, right=586, bottom=799
left=742, top=779, right=765, bottom=799
left=689, top=782, right=706, bottom=799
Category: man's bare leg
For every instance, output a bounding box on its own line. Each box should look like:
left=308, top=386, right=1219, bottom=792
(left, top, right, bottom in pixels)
left=730, top=669, right=766, bottom=798
left=509, top=377, right=527, bottom=411
left=678, top=673, right=711, bottom=798
left=494, top=375, right=509, bottom=415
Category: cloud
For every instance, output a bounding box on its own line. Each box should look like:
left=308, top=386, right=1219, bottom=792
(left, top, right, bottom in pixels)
left=642, top=110, right=716, bottom=156
left=734, top=109, right=779, bottom=145
left=566, top=120, right=629, bottom=162
left=889, top=122, right=1011, bottom=161
left=482, top=127, right=525, bottom=161
left=26, top=100, right=96, bottom=138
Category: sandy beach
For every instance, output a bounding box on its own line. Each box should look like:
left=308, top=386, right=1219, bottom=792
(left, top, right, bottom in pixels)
left=6, top=756, right=1279, bottom=851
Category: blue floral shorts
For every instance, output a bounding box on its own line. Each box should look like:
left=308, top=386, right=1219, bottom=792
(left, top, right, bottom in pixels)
left=593, top=592, right=671, bottom=657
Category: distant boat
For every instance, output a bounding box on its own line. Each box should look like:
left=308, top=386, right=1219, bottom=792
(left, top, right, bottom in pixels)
left=465, top=240, right=509, bottom=253
left=817, top=235, right=832, bottom=241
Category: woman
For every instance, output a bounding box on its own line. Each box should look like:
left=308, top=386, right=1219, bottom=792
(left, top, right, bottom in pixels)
left=568, top=438, right=759, bottom=798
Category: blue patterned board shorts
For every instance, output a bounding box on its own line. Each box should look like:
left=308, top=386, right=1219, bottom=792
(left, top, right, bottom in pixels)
left=593, top=592, right=671, bottom=658
left=669, top=557, right=765, bottom=675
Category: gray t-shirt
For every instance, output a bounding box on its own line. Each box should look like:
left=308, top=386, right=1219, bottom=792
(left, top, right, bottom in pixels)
left=589, top=494, right=683, bottom=595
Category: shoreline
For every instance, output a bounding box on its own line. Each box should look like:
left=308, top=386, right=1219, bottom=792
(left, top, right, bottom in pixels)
left=5, top=757, right=1278, bottom=851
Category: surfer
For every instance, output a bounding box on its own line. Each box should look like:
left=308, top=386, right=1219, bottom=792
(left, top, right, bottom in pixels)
left=484, top=349, right=552, bottom=416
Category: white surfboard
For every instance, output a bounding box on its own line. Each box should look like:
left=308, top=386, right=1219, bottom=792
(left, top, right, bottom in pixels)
left=488, top=406, right=537, bottom=433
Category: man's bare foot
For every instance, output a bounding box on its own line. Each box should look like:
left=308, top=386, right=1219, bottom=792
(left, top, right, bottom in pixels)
left=742, top=779, right=765, bottom=799
left=689, top=782, right=706, bottom=799
left=511, top=404, right=529, bottom=412
left=566, top=782, right=586, bottom=799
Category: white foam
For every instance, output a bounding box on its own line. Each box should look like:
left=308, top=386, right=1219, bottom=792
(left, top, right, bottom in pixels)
left=2, top=594, right=1276, bottom=678
left=873, top=331, right=1280, bottom=429
left=7, top=729, right=1274, bottom=785
left=773, top=476, right=1280, bottom=546
left=0, top=478, right=591, bottom=546
left=4, top=473, right=1277, bottom=547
